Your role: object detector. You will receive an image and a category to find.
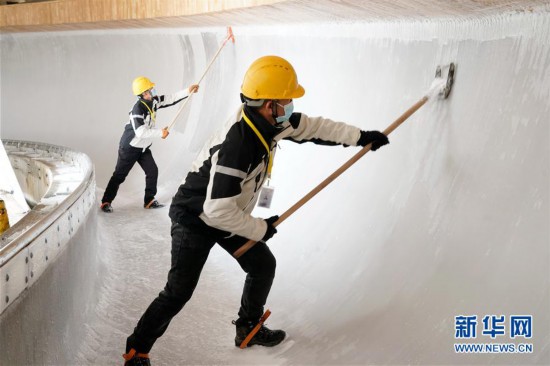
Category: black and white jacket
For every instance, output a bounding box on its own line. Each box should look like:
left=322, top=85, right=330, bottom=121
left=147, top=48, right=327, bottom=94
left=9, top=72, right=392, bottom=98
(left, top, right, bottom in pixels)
left=119, top=90, right=189, bottom=149
left=169, top=104, right=362, bottom=241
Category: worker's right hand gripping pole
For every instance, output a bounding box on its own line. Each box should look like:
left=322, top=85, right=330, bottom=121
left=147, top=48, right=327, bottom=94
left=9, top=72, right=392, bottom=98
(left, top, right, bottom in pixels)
left=232, top=63, right=455, bottom=259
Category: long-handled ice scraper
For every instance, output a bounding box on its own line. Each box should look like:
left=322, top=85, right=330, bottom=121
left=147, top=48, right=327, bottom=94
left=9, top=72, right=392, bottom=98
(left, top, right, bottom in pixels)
left=167, top=26, right=235, bottom=131
left=233, top=63, right=456, bottom=259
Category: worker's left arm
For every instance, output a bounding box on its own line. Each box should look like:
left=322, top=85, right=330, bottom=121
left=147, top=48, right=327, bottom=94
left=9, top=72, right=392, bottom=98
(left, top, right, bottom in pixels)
left=285, top=113, right=360, bottom=145
left=285, top=113, right=388, bottom=150
left=156, top=84, right=199, bottom=109
left=154, top=90, right=189, bottom=109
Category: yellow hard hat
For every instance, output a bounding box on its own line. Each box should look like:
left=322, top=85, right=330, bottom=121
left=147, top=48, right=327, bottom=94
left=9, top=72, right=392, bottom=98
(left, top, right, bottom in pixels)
left=241, top=56, right=305, bottom=100
left=132, top=76, right=155, bottom=96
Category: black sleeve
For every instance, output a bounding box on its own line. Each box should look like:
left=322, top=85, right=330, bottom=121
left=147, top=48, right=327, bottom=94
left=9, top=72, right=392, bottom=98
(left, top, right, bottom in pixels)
left=211, top=125, right=254, bottom=200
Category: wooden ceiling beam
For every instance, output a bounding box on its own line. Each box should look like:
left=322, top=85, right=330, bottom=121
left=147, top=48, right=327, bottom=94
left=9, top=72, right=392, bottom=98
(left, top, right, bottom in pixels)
left=0, top=0, right=285, bottom=31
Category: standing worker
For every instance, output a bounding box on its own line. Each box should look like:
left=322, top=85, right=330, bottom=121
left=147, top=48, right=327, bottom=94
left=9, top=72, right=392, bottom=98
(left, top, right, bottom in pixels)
left=122, top=56, right=389, bottom=365
left=100, top=77, right=199, bottom=212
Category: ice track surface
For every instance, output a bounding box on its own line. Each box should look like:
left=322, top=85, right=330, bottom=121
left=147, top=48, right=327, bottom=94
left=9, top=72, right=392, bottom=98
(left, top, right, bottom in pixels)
left=1, top=3, right=549, bottom=365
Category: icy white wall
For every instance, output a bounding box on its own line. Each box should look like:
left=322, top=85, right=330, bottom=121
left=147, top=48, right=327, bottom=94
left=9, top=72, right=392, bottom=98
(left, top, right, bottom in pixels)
left=0, top=141, right=29, bottom=224
left=1, top=8, right=549, bottom=365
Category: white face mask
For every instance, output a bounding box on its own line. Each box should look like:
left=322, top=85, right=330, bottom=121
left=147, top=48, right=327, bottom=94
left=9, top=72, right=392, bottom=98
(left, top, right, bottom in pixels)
left=275, top=101, right=294, bottom=123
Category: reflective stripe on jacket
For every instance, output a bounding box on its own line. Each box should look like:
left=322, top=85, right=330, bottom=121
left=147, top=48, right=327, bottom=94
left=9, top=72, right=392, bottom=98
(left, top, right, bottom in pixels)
left=169, top=104, right=361, bottom=241
left=119, top=89, right=189, bottom=149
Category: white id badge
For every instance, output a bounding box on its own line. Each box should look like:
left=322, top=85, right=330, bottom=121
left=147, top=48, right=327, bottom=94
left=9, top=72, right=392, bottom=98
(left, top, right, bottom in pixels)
left=258, top=185, right=275, bottom=208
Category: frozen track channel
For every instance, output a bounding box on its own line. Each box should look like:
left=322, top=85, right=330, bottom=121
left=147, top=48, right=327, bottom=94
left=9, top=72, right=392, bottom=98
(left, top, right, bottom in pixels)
left=1, top=2, right=549, bottom=365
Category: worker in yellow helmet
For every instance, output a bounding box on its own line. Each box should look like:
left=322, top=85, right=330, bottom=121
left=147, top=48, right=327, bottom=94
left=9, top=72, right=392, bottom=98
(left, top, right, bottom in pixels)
left=100, top=77, right=199, bottom=213
left=123, top=56, right=389, bottom=365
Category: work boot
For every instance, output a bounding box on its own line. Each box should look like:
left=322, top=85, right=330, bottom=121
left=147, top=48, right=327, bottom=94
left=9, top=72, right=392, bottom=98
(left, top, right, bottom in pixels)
left=144, top=200, right=164, bottom=209
left=123, top=349, right=151, bottom=366
left=233, top=318, right=286, bottom=347
left=100, top=202, right=113, bottom=213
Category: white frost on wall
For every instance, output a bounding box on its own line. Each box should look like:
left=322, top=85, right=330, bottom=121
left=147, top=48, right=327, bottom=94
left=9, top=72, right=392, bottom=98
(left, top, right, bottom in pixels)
left=0, top=142, right=30, bottom=225
left=0, top=7, right=548, bottom=365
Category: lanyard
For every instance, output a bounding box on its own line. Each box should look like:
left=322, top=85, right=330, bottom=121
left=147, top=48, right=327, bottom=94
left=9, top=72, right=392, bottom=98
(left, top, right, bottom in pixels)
left=242, top=109, right=273, bottom=178
left=140, top=100, right=156, bottom=125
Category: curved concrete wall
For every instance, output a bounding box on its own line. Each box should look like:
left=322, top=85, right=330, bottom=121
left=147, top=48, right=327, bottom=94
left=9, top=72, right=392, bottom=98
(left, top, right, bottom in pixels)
left=0, top=5, right=549, bottom=365
left=6, top=142, right=55, bottom=207
left=0, top=141, right=30, bottom=225
left=0, top=141, right=97, bottom=364
left=0, top=141, right=96, bottom=313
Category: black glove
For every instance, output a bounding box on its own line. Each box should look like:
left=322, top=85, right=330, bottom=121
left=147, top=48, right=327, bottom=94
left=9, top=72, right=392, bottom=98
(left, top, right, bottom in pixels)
left=262, top=215, right=279, bottom=242
left=357, top=130, right=389, bottom=151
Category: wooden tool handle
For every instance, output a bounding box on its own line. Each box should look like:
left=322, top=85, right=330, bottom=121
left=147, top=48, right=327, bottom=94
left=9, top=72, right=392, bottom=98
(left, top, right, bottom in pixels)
left=233, top=96, right=429, bottom=258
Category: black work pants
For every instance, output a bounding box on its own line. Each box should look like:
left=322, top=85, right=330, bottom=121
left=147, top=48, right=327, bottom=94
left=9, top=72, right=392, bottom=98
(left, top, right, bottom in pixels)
left=126, top=220, right=276, bottom=353
left=102, top=146, right=158, bottom=205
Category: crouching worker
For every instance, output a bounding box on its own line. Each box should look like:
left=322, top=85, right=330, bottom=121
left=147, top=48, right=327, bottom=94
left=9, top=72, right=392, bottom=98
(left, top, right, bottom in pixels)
left=122, top=56, right=389, bottom=365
